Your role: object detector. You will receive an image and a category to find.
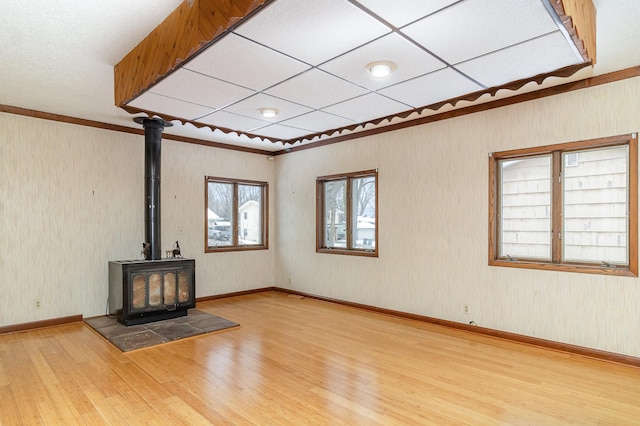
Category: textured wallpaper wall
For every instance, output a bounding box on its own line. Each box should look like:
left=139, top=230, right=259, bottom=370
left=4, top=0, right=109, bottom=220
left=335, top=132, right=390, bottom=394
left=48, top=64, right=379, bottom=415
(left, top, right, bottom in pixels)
left=0, top=114, right=274, bottom=326
left=274, top=76, right=640, bottom=357
left=3, top=76, right=640, bottom=357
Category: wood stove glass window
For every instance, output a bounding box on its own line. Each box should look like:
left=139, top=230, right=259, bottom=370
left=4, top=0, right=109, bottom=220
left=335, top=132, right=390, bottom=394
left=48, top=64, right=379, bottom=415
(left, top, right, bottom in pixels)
left=205, top=176, right=268, bottom=252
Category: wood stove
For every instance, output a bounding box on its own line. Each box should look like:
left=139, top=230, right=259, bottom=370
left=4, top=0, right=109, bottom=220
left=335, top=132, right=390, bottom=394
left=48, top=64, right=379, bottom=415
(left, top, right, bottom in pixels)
left=108, top=117, right=196, bottom=326
left=109, top=258, right=195, bottom=325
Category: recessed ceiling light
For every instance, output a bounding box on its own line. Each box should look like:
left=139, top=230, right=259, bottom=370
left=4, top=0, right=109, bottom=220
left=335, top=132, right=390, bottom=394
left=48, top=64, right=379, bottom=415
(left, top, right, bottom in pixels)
left=367, top=61, right=397, bottom=78
left=259, top=107, right=279, bottom=119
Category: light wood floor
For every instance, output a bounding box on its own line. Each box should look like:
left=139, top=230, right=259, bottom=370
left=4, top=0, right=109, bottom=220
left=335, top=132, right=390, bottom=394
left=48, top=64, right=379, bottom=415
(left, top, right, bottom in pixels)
left=1, top=291, right=640, bottom=425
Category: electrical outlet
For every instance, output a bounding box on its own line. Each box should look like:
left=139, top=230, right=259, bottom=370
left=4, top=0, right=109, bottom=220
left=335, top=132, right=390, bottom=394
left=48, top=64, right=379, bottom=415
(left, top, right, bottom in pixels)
left=463, top=304, right=469, bottom=314
left=35, top=299, right=41, bottom=309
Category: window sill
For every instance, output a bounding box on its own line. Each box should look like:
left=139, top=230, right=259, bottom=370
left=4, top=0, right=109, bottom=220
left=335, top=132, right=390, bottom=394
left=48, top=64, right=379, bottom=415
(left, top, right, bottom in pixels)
left=206, top=245, right=268, bottom=253
left=489, top=259, right=637, bottom=277
left=317, top=248, right=378, bottom=257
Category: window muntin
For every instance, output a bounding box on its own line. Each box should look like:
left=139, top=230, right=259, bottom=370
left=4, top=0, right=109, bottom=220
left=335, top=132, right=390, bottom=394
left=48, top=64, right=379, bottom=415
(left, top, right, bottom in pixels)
left=317, top=169, right=377, bottom=256
left=489, top=134, right=637, bottom=276
left=205, top=177, right=267, bottom=252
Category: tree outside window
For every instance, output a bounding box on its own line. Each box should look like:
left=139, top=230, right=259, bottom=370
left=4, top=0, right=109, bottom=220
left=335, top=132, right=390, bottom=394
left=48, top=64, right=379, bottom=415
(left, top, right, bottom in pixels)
left=205, top=177, right=268, bottom=252
left=317, top=169, right=378, bottom=257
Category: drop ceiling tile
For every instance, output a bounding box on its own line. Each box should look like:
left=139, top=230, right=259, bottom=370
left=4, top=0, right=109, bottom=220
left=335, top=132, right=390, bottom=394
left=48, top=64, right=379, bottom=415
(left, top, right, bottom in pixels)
left=234, top=0, right=391, bottom=66
left=457, top=32, right=583, bottom=88
left=322, top=93, right=411, bottom=123
left=379, top=68, right=483, bottom=108
left=149, top=68, right=255, bottom=111
left=265, top=69, right=368, bottom=109
left=250, top=124, right=314, bottom=140
left=184, top=33, right=310, bottom=91
left=402, top=0, right=559, bottom=64
left=319, top=33, right=445, bottom=91
left=223, top=93, right=313, bottom=122
left=196, top=110, right=269, bottom=132
left=280, top=110, right=355, bottom=132
left=357, top=0, right=458, bottom=28
left=128, top=92, right=214, bottom=120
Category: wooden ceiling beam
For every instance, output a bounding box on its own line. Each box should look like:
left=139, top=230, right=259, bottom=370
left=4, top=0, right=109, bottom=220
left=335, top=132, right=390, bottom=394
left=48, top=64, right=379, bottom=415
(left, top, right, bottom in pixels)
left=114, top=0, right=268, bottom=107
left=555, top=0, right=597, bottom=64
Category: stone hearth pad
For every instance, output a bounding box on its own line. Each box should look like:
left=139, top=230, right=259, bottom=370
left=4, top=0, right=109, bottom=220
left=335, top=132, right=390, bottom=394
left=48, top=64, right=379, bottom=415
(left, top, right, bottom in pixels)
left=85, top=309, right=239, bottom=352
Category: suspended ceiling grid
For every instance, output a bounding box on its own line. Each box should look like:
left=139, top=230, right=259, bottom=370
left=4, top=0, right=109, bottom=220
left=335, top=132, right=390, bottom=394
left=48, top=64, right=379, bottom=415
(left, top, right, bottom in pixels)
left=122, top=0, right=590, bottom=147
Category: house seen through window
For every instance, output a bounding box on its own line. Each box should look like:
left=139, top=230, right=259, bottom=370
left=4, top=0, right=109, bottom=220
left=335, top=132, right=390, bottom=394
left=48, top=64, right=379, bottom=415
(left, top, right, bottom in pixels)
left=489, top=134, right=637, bottom=276
left=205, top=176, right=268, bottom=252
left=317, top=169, right=378, bottom=257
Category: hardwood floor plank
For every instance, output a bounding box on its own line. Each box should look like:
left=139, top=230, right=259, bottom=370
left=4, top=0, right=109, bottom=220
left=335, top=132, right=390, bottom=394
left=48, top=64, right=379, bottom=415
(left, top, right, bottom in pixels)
left=0, top=384, right=21, bottom=425
left=1, top=291, right=640, bottom=425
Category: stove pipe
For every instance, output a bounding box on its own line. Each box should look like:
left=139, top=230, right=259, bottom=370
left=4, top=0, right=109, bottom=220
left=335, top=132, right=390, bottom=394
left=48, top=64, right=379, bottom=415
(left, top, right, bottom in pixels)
left=134, top=117, right=172, bottom=260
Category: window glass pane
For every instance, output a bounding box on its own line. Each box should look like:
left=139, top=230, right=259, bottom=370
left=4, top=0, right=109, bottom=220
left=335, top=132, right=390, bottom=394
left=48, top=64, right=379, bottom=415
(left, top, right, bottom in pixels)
left=562, top=146, right=629, bottom=264
left=352, top=176, right=376, bottom=249
left=499, top=155, right=552, bottom=259
left=238, top=184, right=263, bottom=246
left=324, top=180, right=346, bottom=248
left=207, top=181, right=233, bottom=247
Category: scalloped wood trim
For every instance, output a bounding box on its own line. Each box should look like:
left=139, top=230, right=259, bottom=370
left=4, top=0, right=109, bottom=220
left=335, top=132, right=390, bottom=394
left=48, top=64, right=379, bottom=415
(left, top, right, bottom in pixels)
left=277, top=65, right=640, bottom=155
left=116, top=0, right=596, bottom=146
left=114, top=0, right=269, bottom=107
left=124, top=61, right=592, bottom=146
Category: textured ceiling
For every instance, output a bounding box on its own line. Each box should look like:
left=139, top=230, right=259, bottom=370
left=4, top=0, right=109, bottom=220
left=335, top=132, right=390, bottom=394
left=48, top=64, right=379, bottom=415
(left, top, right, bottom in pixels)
left=2, top=1, right=640, bottom=152
left=126, top=0, right=587, bottom=145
